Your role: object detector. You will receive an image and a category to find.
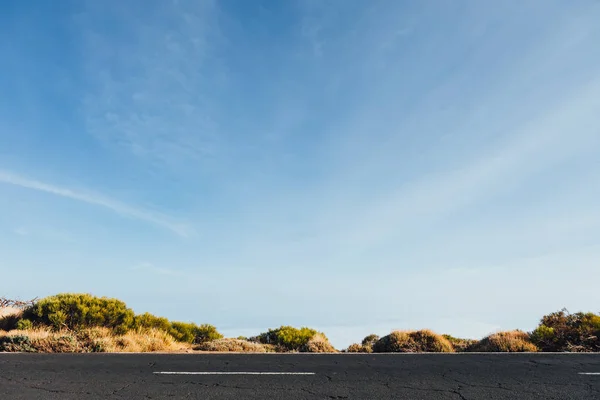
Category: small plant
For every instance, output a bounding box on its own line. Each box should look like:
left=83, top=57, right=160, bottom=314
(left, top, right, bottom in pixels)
left=0, top=335, right=37, bottom=352
left=301, top=333, right=337, bottom=353
left=0, top=314, right=21, bottom=331
left=346, top=343, right=368, bottom=353
left=442, top=334, right=477, bottom=352
left=15, top=319, right=33, bottom=330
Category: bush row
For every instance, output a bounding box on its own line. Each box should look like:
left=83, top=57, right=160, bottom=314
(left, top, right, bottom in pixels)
left=0, top=294, right=336, bottom=352
left=4, top=293, right=222, bottom=345
left=345, top=309, right=600, bottom=353
left=2, top=294, right=599, bottom=353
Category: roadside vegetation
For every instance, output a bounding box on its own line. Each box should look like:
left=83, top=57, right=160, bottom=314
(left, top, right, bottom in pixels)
left=1, top=295, right=599, bottom=353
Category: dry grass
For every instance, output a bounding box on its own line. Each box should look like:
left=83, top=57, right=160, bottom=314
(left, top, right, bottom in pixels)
left=302, top=333, right=338, bottom=353
left=105, top=328, right=187, bottom=352
left=0, top=327, right=189, bottom=353
left=373, top=330, right=455, bottom=353
left=468, top=330, right=539, bottom=352
left=194, top=338, right=274, bottom=353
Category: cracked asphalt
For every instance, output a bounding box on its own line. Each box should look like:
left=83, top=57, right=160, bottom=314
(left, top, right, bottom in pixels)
left=1, top=353, right=599, bottom=399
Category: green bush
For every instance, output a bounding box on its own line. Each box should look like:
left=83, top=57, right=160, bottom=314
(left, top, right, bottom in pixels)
left=134, top=313, right=171, bottom=332
left=530, top=309, right=600, bottom=352
left=23, top=293, right=135, bottom=334
left=169, top=322, right=222, bottom=344
left=256, top=326, right=323, bottom=351
left=15, top=319, right=33, bottom=330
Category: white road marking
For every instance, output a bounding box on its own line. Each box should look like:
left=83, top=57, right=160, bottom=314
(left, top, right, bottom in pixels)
left=578, top=373, right=600, bottom=376
left=154, top=372, right=316, bottom=375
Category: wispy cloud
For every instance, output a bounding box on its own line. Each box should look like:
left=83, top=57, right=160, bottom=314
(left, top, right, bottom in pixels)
left=340, top=75, right=600, bottom=249
left=0, top=170, right=191, bottom=237
left=80, top=0, right=223, bottom=167
left=218, top=4, right=600, bottom=267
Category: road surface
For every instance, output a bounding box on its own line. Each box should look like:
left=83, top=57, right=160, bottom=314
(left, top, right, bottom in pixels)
left=1, top=353, right=599, bottom=399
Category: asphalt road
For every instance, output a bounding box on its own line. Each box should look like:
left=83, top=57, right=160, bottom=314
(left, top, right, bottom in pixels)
left=1, top=353, right=599, bottom=399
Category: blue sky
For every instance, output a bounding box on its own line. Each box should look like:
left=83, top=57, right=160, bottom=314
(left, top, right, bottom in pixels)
left=1, top=0, right=600, bottom=348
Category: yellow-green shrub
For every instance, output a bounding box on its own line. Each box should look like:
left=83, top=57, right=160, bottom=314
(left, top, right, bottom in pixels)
left=15, top=319, right=33, bottom=330
left=134, top=313, right=171, bottom=332
left=23, top=293, right=135, bottom=334
left=169, top=322, right=222, bottom=344
left=256, top=326, right=324, bottom=352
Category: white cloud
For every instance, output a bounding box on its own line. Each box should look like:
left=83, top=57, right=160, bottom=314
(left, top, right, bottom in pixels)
left=0, top=170, right=191, bottom=237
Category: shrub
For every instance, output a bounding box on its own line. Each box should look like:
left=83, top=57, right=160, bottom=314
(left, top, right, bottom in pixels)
left=346, top=343, right=368, bottom=353
left=373, top=330, right=454, bottom=353
left=360, top=334, right=379, bottom=352
left=23, top=293, right=135, bottom=334
left=0, top=315, right=21, bottom=331
left=134, top=313, right=171, bottom=332
left=530, top=309, right=600, bottom=352
left=256, top=326, right=323, bottom=352
left=195, top=338, right=273, bottom=353
left=442, top=334, right=478, bottom=352
left=15, top=319, right=33, bottom=330
left=302, top=333, right=337, bottom=353
left=0, top=335, right=37, bottom=352
left=0, top=307, right=22, bottom=331
left=362, top=334, right=379, bottom=347
left=169, top=322, right=222, bottom=344
left=76, top=328, right=113, bottom=352
left=468, top=330, right=538, bottom=352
